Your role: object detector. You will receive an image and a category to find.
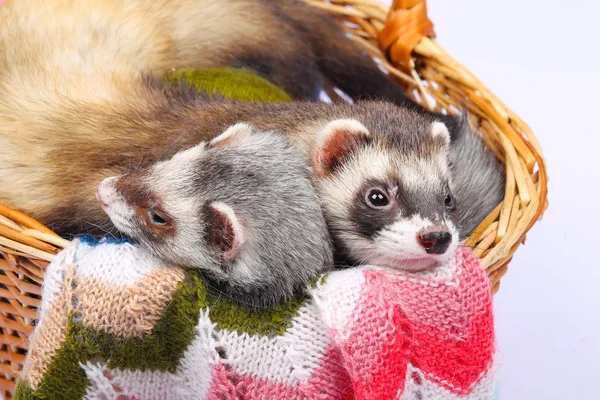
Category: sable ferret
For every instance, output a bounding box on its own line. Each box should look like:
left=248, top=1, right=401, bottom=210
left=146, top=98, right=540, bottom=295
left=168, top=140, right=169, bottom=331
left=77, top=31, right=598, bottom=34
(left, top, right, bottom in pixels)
left=96, top=123, right=333, bottom=308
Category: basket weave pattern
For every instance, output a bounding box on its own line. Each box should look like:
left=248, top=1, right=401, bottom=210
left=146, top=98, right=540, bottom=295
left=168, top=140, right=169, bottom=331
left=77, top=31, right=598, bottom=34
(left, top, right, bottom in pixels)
left=0, top=0, right=548, bottom=397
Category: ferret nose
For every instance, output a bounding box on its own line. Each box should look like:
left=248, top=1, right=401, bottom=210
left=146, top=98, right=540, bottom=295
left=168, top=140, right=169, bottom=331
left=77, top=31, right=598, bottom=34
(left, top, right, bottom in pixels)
left=418, top=230, right=452, bottom=255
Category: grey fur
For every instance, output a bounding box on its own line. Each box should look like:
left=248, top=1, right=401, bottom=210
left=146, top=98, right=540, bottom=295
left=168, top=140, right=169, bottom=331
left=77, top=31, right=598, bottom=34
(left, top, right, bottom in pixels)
left=102, top=127, right=333, bottom=309
left=449, top=116, right=506, bottom=240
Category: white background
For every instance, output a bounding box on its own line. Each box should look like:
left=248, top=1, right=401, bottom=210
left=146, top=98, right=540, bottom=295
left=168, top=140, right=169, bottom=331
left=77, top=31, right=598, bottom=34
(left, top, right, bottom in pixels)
left=379, top=0, right=599, bottom=398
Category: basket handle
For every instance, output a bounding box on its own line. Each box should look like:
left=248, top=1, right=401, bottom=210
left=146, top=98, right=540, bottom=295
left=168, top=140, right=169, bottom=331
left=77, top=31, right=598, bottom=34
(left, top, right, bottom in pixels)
left=378, top=0, right=435, bottom=71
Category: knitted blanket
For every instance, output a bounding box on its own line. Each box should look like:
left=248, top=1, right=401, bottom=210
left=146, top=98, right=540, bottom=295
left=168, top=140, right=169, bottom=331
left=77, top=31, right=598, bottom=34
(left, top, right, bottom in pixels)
left=14, top=237, right=497, bottom=400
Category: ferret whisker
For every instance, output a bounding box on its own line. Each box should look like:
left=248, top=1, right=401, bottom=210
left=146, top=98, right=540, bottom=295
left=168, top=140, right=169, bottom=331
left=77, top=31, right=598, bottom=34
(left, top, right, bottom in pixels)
left=156, top=128, right=195, bottom=162
left=378, top=229, right=402, bottom=237
left=457, top=243, right=490, bottom=252
left=329, top=227, right=361, bottom=235
left=79, top=220, right=119, bottom=239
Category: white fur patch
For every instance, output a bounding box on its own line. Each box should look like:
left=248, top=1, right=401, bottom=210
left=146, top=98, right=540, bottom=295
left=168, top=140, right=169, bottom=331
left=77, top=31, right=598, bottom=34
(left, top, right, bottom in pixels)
left=316, top=147, right=392, bottom=222
left=149, top=142, right=208, bottom=198
left=436, top=152, right=451, bottom=178
left=168, top=142, right=207, bottom=166
left=210, top=122, right=254, bottom=148
left=431, top=121, right=450, bottom=145
left=347, top=215, right=459, bottom=272
left=150, top=145, right=207, bottom=202
left=398, top=158, right=443, bottom=194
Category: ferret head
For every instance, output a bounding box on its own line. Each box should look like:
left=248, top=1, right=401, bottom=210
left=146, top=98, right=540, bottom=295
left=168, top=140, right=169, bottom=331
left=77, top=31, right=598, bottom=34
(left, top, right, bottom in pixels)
left=96, top=123, right=332, bottom=308
left=312, top=108, right=459, bottom=272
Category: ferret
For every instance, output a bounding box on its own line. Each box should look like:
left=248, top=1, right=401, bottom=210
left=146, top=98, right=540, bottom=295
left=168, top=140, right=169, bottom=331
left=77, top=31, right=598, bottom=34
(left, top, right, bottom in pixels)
left=0, top=0, right=504, bottom=271
left=0, top=0, right=431, bottom=112
left=96, top=123, right=333, bottom=308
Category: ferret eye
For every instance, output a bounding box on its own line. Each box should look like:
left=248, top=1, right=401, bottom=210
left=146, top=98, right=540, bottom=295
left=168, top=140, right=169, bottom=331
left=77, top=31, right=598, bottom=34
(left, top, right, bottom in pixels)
left=366, top=189, right=389, bottom=208
left=147, top=209, right=167, bottom=226
left=445, top=194, right=454, bottom=209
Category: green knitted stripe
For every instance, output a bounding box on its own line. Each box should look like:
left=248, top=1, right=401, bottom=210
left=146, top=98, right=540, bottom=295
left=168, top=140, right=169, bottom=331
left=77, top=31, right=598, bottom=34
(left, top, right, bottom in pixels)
left=200, top=277, right=308, bottom=336
left=86, top=270, right=203, bottom=372
left=13, top=382, right=34, bottom=399
left=14, top=270, right=309, bottom=399
left=166, top=67, right=292, bottom=103
left=14, top=271, right=203, bottom=399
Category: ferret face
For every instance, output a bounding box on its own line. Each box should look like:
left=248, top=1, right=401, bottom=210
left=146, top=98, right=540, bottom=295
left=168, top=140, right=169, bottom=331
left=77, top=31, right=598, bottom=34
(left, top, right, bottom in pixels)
left=313, top=118, right=459, bottom=271
left=95, top=140, right=236, bottom=281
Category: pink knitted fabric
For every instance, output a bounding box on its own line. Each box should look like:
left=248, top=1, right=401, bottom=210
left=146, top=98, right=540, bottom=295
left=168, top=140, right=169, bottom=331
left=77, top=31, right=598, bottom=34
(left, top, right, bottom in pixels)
left=327, top=248, right=496, bottom=399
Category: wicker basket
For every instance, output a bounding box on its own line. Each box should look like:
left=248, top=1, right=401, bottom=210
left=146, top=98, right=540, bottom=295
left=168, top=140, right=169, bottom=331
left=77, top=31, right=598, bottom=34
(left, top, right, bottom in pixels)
left=0, top=0, right=548, bottom=397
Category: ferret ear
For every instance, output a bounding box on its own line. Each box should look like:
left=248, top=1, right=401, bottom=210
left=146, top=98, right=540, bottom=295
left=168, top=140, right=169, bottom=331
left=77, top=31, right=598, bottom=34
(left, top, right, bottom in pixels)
left=210, top=123, right=254, bottom=148
left=314, top=119, right=370, bottom=176
left=203, top=202, right=245, bottom=263
left=430, top=121, right=451, bottom=148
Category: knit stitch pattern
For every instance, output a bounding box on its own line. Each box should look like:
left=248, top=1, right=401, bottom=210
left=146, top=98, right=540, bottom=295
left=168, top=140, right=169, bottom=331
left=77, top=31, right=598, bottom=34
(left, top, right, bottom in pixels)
left=14, top=237, right=497, bottom=400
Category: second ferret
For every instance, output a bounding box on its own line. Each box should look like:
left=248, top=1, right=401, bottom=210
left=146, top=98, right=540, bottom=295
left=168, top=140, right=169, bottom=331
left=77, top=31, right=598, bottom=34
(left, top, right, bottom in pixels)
left=96, top=124, right=333, bottom=309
